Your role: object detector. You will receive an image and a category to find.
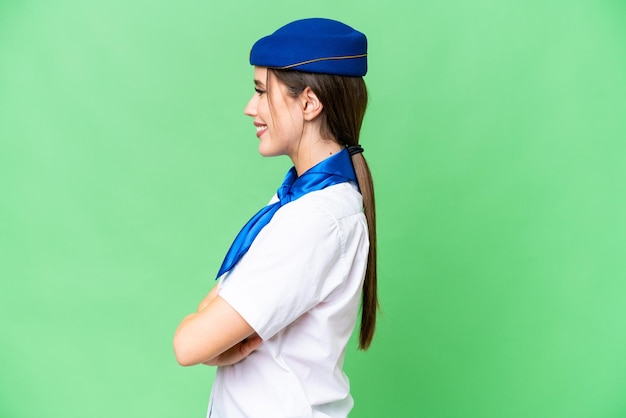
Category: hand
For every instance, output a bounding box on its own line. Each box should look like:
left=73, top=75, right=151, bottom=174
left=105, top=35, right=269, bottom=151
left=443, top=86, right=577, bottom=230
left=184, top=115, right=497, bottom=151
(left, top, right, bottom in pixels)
left=203, top=334, right=262, bottom=367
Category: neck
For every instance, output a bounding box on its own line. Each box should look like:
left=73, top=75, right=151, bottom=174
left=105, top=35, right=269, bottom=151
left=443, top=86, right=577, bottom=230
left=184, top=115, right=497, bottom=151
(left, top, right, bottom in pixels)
left=291, top=140, right=343, bottom=175
left=289, top=124, right=342, bottom=175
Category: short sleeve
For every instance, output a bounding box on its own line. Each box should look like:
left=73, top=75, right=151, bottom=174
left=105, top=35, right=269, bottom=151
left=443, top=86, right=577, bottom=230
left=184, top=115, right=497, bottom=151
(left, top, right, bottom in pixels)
left=217, top=198, right=348, bottom=340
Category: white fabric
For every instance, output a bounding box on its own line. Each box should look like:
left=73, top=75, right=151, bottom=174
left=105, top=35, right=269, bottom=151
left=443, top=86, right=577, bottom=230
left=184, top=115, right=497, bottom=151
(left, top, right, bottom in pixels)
left=207, top=182, right=369, bottom=418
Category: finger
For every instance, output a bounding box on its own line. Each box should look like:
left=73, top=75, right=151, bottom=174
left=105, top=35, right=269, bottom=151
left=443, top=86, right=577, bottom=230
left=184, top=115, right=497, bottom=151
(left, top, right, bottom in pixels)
left=240, top=336, right=262, bottom=357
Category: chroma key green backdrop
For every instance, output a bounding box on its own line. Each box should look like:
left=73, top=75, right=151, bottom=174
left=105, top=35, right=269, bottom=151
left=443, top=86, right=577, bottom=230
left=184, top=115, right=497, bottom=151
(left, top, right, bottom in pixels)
left=1, top=1, right=625, bottom=417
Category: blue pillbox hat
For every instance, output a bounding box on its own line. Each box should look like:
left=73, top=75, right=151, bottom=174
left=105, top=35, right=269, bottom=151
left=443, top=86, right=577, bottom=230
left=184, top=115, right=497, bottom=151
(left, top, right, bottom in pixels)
left=250, top=18, right=367, bottom=77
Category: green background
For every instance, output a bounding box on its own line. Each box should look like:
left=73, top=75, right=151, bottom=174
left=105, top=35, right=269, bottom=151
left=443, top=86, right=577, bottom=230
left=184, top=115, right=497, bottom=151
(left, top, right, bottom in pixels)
left=1, top=1, right=625, bottom=417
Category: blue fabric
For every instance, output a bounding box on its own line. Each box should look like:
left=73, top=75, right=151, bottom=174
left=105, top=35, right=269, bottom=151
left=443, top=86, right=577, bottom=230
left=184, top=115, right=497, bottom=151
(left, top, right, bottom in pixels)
left=249, top=18, right=367, bottom=77
left=216, top=148, right=357, bottom=279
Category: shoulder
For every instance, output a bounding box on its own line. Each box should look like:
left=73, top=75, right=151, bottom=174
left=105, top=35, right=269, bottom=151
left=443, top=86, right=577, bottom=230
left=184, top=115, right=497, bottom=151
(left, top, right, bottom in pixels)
left=275, top=182, right=364, bottom=226
left=246, top=182, right=366, bottom=261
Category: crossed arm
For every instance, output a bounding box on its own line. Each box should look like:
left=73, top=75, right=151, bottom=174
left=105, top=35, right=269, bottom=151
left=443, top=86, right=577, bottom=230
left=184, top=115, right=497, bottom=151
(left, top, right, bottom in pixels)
left=173, top=285, right=262, bottom=367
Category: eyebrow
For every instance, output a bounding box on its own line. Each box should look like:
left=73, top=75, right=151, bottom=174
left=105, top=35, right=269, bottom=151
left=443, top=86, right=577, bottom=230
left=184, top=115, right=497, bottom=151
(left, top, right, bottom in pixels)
left=254, top=79, right=265, bottom=88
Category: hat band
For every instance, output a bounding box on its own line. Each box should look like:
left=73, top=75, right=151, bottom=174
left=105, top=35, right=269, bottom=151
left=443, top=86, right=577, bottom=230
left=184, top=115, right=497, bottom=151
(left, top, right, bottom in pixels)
left=277, top=53, right=367, bottom=70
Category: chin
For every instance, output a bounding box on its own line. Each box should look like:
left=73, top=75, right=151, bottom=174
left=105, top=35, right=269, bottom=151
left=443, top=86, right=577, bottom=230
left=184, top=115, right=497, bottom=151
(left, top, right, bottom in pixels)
left=258, top=144, right=285, bottom=158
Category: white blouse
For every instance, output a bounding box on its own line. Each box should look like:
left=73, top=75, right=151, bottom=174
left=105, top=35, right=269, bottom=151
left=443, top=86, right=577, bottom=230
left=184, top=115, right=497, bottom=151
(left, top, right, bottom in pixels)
left=208, top=182, right=369, bottom=418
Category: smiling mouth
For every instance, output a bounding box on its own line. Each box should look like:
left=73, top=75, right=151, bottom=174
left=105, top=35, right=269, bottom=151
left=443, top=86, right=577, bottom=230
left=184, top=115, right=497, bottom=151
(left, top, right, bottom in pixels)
left=255, top=123, right=268, bottom=138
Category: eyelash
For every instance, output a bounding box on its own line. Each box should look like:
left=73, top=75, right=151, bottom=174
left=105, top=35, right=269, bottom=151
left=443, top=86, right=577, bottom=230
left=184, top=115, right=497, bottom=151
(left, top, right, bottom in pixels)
left=255, top=88, right=266, bottom=95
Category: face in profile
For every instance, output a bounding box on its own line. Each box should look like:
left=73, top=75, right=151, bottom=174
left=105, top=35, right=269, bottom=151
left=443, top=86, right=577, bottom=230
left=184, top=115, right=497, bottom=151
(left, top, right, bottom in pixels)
left=244, top=67, right=305, bottom=158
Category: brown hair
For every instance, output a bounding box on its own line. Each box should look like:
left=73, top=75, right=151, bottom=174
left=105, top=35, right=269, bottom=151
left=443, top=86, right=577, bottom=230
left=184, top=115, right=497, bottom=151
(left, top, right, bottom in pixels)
left=269, top=69, right=378, bottom=350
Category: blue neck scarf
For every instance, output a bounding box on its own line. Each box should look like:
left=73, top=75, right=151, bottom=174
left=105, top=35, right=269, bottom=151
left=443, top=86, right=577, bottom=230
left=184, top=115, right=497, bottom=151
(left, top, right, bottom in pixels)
left=216, top=148, right=357, bottom=279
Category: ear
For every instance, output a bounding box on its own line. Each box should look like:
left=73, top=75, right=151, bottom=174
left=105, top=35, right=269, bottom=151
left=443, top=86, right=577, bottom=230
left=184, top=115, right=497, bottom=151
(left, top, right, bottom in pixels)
left=299, top=87, right=324, bottom=121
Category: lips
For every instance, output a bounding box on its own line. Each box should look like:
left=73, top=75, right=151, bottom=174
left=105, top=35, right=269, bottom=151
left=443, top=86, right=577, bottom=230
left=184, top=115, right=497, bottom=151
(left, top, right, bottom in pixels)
left=254, top=122, right=268, bottom=138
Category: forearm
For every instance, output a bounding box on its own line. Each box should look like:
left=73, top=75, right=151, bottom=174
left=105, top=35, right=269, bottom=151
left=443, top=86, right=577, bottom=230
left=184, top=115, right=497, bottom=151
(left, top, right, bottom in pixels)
left=172, top=286, right=218, bottom=363
left=173, top=294, right=255, bottom=366
left=197, top=285, right=219, bottom=312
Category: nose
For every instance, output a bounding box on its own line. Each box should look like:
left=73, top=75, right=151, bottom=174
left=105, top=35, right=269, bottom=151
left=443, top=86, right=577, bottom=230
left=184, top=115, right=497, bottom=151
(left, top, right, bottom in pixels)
left=244, top=94, right=257, bottom=117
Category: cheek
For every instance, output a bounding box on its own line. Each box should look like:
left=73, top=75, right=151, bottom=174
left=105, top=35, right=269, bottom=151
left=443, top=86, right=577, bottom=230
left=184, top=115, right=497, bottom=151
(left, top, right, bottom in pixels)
left=257, top=99, right=271, bottom=120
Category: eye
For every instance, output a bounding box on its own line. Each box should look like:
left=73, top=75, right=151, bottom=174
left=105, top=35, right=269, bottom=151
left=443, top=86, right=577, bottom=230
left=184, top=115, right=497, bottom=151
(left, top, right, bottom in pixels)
left=255, top=88, right=266, bottom=96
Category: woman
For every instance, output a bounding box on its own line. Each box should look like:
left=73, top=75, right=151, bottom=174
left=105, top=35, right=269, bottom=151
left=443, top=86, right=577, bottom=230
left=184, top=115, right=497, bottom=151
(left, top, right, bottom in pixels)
left=174, top=18, right=377, bottom=417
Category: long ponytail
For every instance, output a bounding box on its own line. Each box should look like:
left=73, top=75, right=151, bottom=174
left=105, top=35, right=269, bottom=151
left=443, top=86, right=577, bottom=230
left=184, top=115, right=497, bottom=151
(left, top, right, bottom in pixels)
left=351, top=152, right=378, bottom=350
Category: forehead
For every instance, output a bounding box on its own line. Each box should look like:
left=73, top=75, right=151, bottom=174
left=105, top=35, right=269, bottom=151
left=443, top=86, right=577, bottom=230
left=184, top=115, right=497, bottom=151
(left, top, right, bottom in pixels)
left=253, top=66, right=268, bottom=85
